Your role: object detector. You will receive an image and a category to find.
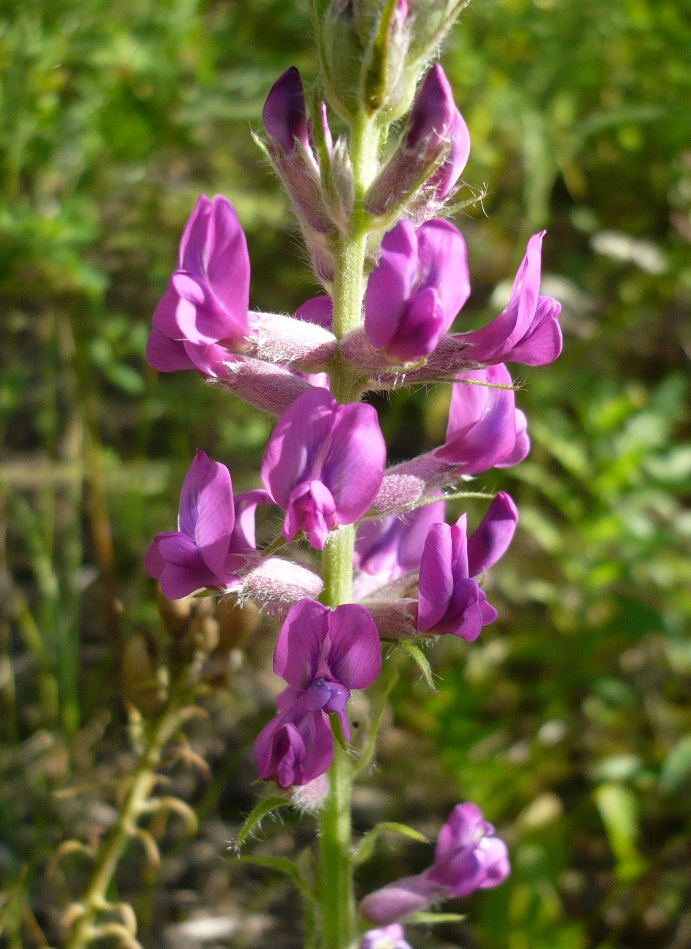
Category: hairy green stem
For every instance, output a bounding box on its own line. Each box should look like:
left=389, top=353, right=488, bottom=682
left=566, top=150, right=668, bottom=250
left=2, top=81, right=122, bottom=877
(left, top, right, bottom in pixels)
left=317, top=112, right=381, bottom=949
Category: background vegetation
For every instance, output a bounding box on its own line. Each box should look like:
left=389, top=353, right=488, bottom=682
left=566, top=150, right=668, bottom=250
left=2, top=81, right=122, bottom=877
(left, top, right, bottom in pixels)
left=1, top=0, right=689, bottom=947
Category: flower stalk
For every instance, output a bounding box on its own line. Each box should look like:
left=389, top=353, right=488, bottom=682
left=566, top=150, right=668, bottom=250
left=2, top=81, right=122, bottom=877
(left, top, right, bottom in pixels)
left=62, top=668, right=201, bottom=949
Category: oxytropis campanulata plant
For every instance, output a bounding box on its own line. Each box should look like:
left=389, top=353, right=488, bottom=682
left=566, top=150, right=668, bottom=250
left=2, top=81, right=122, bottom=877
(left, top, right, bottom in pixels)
left=143, top=1, right=563, bottom=946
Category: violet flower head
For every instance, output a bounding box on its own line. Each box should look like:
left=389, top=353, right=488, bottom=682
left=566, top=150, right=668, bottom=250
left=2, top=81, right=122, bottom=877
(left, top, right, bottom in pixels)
left=261, top=388, right=386, bottom=549
left=407, top=64, right=470, bottom=201
left=435, top=364, right=529, bottom=474
left=360, top=802, right=510, bottom=926
left=263, top=66, right=311, bottom=154
left=145, top=450, right=267, bottom=599
left=427, top=803, right=511, bottom=897
left=146, top=196, right=250, bottom=374
left=461, top=231, right=562, bottom=366
left=361, top=924, right=413, bottom=949
left=365, top=219, right=469, bottom=362
left=417, top=492, right=518, bottom=640
left=254, top=600, right=382, bottom=787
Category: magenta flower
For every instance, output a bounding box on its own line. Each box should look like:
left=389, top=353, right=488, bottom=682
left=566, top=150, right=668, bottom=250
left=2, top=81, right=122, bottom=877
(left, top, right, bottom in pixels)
left=462, top=231, right=562, bottom=366
left=354, top=498, right=446, bottom=597
left=365, top=65, right=470, bottom=217
left=417, top=492, right=518, bottom=640
left=360, top=803, right=510, bottom=926
left=364, top=219, right=470, bottom=362
left=435, top=364, right=529, bottom=474
left=361, top=925, right=413, bottom=949
left=254, top=600, right=382, bottom=787
left=146, top=196, right=250, bottom=373
left=262, top=67, right=336, bottom=280
left=406, top=64, right=470, bottom=202
left=145, top=450, right=267, bottom=599
left=261, top=388, right=387, bottom=549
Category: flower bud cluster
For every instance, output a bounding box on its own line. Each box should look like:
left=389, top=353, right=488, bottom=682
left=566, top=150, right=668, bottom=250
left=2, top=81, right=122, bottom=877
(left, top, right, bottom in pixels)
left=145, top=43, right=562, bottom=936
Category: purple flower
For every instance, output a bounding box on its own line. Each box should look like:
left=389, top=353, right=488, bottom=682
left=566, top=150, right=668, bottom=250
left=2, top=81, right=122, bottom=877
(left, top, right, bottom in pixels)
left=261, top=388, right=386, bottom=549
left=145, top=450, right=267, bottom=599
left=262, top=68, right=337, bottom=278
left=146, top=196, right=250, bottom=373
left=361, top=924, right=413, bottom=949
left=354, top=498, right=446, bottom=597
left=365, top=219, right=469, bottom=362
left=254, top=600, right=382, bottom=787
left=461, top=231, right=562, bottom=366
left=417, top=492, right=518, bottom=640
left=435, top=364, right=529, bottom=474
left=360, top=803, right=510, bottom=926
left=406, top=64, right=470, bottom=202
left=365, top=65, right=469, bottom=217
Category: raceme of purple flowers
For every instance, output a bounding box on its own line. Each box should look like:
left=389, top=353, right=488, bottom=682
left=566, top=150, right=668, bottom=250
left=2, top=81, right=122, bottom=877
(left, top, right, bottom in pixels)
left=144, top=56, right=562, bottom=814
left=360, top=803, right=510, bottom=925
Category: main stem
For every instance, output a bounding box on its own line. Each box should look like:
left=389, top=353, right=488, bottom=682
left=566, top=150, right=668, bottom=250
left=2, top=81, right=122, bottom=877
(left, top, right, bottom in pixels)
left=318, top=112, right=381, bottom=949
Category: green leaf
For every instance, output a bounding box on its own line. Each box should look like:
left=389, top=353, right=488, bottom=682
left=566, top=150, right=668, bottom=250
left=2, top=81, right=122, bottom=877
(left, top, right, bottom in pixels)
left=406, top=912, right=466, bottom=925
left=659, top=735, right=691, bottom=794
left=593, top=783, right=646, bottom=881
left=236, top=855, right=314, bottom=901
left=396, top=639, right=436, bottom=691
left=355, top=667, right=399, bottom=777
left=352, top=822, right=429, bottom=865
left=234, top=796, right=290, bottom=849
left=328, top=712, right=349, bottom=751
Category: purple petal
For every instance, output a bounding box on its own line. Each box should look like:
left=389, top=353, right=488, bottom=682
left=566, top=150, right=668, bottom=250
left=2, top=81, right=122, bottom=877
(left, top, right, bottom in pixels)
left=436, top=365, right=528, bottom=474
left=467, top=492, right=518, bottom=577
left=503, top=295, right=562, bottom=366
left=415, top=219, right=470, bottom=324
left=262, top=388, right=340, bottom=508
left=153, top=531, right=219, bottom=598
left=461, top=232, right=545, bottom=364
left=295, top=295, right=334, bottom=330
left=355, top=497, right=446, bottom=582
left=230, top=488, right=270, bottom=556
left=273, top=600, right=330, bottom=688
left=263, top=67, right=310, bottom=154
left=321, top=401, right=386, bottom=522
left=202, top=196, right=250, bottom=324
left=285, top=479, right=337, bottom=548
left=254, top=706, right=334, bottom=787
left=325, top=604, right=382, bottom=689
left=383, top=286, right=446, bottom=362
left=417, top=523, right=456, bottom=631
left=178, top=450, right=234, bottom=577
left=430, top=106, right=471, bottom=200
left=365, top=222, right=419, bottom=350
left=146, top=326, right=197, bottom=372
left=361, top=925, right=413, bottom=949
left=360, top=873, right=439, bottom=926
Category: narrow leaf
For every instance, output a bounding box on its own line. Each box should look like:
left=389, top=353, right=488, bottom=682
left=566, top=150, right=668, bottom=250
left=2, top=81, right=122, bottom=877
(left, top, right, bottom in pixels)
left=329, top=712, right=349, bottom=751
left=236, top=855, right=314, bottom=901
left=406, top=912, right=466, bottom=925
left=396, top=639, right=436, bottom=691
left=352, top=822, right=429, bottom=865
left=355, top=667, right=399, bottom=776
left=234, top=796, right=290, bottom=848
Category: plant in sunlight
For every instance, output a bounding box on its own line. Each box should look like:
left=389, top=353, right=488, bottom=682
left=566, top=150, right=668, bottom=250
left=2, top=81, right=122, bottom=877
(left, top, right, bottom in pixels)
left=140, top=1, right=563, bottom=946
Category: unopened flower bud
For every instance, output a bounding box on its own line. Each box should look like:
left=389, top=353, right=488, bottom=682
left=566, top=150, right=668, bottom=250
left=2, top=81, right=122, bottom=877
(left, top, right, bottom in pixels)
left=263, top=66, right=311, bottom=154
left=365, top=65, right=469, bottom=218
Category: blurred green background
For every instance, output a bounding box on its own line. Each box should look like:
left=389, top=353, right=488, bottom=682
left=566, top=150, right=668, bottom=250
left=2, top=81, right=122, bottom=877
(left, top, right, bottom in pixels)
left=1, top=0, right=689, bottom=946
